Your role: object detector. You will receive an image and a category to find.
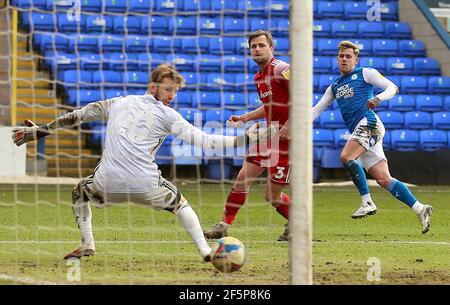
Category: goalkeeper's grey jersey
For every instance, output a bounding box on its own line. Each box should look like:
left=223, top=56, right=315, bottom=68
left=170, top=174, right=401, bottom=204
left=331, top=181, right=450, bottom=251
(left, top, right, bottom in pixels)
left=74, top=94, right=234, bottom=193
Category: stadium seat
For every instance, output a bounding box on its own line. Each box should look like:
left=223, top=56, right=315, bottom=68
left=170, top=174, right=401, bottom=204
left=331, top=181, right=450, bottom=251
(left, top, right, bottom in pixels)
left=104, top=89, right=125, bottom=99
left=320, top=148, right=344, bottom=169
left=68, top=34, right=99, bottom=52
left=313, top=20, right=331, bottom=37
left=238, top=0, right=265, bottom=17
left=196, top=54, right=221, bottom=72
left=91, top=124, right=107, bottom=147
left=105, top=0, right=127, bottom=12
left=275, top=19, right=289, bottom=37
left=137, top=53, right=165, bottom=71
left=320, top=110, right=346, bottom=129
left=57, top=13, right=84, bottom=33
left=14, top=0, right=47, bottom=9
left=274, top=38, right=289, bottom=54
left=92, top=70, right=122, bottom=87
left=359, top=57, right=386, bottom=73
left=401, top=76, right=428, bottom=94
left=386, top=57, right=413, bottom=75
left=317, top=1, right=344, bottom=19
left=331, top=21, right=358, bottom=38
left=413, top=58, right=441, bottom=75
left=206, top=73, right=234, bottom=91
left=172, top=143, right=203, bottom=165
left=344, top=2, right=369, bottom=19
left=313, top=129, right=334, bottom=148
left=208, top=37, right=236, bottom=55
left=383, top=130, right=391, bottom=150
left=387, top=95, right=416, bottom=112
left=399, top=40, right=426, bottom=57
left=36, top=32, right=69, bottom=53
left=317, top=39, right=341, bottom=55
left=445, top=96, right=450, bottom=111
left=67, top=89, right=102, bottom=107
left=223, top=92, right=246, bottom=108
left=223, top=18, right=246, bottom=34
left=170, top=16, right=197, bottom=35
left=122, top=71, right=148, bottom=87
left=155, top=0, right=181, bottom=13
left=85, top=15, right=113, bottom=33
left=334, top=129, right=351, bottom=148
left=416, top=95, right=443, bottom=112
left=404, top=111, right=432, bottom=129
left=62, top=70, right=92, bottom=87
left=46, top=52, right=78, bottom=71
left=372, top=40, right=398, bottom=56
left=385, top=22, right=412, bottom=39
left=129, top=0, right=152, bottom=13
left=380, top=2, right=399, bottom=20
left=30, top=12, right=55, bottom=31
left=432, top=112, right=450, bottom=130
left=377, top=111, right=404, bottom=129
left=199, top=17, right=221, bottom=35
left=99, top=35, right=123, bottom=53
left=318, top=74, right=336, bottom=92
left=265, top=0, right=289, bottom=17
left=419, top=130, right=447, bottom=151
left=78, top=0, right=102, bottom=12
left=235, top=37, right=250, bottom=55
left=204, top=109, right=233, bottom=125
left=178, top=108, right=203, bottom=124
left=125, top=36, right=151, bottom=53
left=180, top=72, right=199, bottom=90
left=428, top=76, right=450, bottom=94
left=223, top=56, right=246, bottom=72
left=141, top=16, right=172, bottom=35
left=314, top=56, right=332, bottom=74
left=152, top=36, right=181, bottom=53
left=197, top=92, right=222, bottom=108
left=166, top=54, right=195, bottom=71
left=180, top=37, right=208, bottom=54
left=112, top=16, right=141, bottom=34
left=211, top=0, right=240, bottom=15
left=249, top=19, right=270, bottom=32
left=352, top=39, right=372, bottom=56
left=173, top=91, right=193, bottom=108
left=391, top=130, right=419, bottom=151
left=248, top=92, right=262, bottom=109
left=204, top=159, right=234, bottom=180
left=80, top=53, right=102, bottom=71
left=358, top=21, right=384, bottom=38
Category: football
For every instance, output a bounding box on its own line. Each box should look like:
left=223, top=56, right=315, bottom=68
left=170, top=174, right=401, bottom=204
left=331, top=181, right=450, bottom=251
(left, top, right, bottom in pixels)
left=210, top=236, right=246, bottom=273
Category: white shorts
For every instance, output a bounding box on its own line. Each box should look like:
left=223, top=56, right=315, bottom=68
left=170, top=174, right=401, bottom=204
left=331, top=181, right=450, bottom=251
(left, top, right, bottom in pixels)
left=348, top=115, right=387, bottom=171
left=83, top=175, right=179, bottom=211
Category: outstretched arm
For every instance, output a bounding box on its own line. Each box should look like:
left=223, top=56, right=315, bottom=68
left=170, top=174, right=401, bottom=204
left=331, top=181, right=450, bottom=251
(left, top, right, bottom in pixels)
left=312, top=86, right=335, bottom=121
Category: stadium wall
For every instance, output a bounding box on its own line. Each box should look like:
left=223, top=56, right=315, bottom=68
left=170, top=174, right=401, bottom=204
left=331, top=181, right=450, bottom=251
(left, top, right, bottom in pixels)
left=400, top=0, right=450, bottom=76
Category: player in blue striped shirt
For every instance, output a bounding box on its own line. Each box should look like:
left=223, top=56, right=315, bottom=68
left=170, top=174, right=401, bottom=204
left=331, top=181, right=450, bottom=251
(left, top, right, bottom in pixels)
left=313, top=41, right=434, bottom=234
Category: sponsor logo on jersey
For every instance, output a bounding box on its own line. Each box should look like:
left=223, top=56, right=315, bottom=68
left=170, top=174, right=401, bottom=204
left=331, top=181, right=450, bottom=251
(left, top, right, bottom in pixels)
left=260, top=90, right=273, bottom=99
left=281, top=68, right=290, bottom=80
left=335, top=83, right=355, bottom=99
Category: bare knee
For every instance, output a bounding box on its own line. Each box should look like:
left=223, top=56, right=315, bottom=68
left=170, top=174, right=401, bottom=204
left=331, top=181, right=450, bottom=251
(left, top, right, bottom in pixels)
left=375, top=176, right=391, bottom=188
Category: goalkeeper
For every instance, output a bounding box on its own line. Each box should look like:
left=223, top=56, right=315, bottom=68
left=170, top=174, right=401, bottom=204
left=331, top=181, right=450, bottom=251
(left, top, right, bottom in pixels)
left=11, top=64, right=270, bottom=261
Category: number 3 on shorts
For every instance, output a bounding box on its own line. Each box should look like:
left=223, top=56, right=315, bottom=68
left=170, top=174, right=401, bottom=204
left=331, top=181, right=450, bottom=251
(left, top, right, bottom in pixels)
left=275, top=166, right=285, bottom=179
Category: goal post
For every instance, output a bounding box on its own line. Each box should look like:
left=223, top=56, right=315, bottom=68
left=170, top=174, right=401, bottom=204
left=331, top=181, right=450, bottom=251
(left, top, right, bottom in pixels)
left=289, top=0, right=313, bottom=285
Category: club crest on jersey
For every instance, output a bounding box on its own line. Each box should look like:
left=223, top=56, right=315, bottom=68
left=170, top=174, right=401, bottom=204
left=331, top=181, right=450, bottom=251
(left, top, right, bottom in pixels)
left=281, top=68, right=290, bottom=80
left=351, top=74, right=358, bottom=80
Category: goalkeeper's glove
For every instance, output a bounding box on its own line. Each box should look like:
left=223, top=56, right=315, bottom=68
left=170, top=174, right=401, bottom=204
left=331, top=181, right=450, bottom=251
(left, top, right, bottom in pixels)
left=236, top=122, right=277, bottom=147
left=12, top=119, right=51, bottom=147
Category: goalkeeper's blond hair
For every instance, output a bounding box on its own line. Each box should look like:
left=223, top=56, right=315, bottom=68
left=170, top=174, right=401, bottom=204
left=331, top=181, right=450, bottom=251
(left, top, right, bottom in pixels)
left=337, top=40, right=360, bottom=58
left=150, top=64, right=186, bottom=89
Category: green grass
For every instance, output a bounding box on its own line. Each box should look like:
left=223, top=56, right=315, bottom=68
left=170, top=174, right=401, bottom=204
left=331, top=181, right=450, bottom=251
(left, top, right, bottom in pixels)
left=0, top=184, right=448, bottom=284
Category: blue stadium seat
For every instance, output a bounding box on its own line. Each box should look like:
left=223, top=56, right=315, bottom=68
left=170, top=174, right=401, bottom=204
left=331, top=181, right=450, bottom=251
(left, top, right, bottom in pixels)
left=104, top=89, right=125, bottom=99
left=387, top=95, right=415, bottom=112
left=380, top=2, right=399, bottom=21
left=125, top=36, right=150, bottom=53
left=248, top=92, right=262, bottom=109
left=359, top=57, right=386, bottom=73
left=204, top=159, right=234, bottom=181
left=377, top=111, right=404, bottom=129
left=399, top=40, right=426, bottom=57
left=137, top=53, right=165, bottom=71
left=235, top=37, right=250, bottom=55
left=238, top=0, right=265, bottom=17
left=413, top=58, right=440, bottom=75
left=181, top=0, right=205, bottom=12
left=274, top=38, right=289, bottom=54
left=317, top=1, right=344, bottom=19
left=274, top=19, right=289, bottom=37
left=14, top=0, right=46, bottom=9
left=92, top=70, right=122, bottom=87
left=67, top=89, right=102, bottom=107
left=85, top=15, right=113, bottom=33
left=105, top=0, right=127, bottom=13
left=344, top=2, right=369, bottom=19
left=170, top=16, right=197, bottom=35
left=68, top=35, right=99, bottom=52
left=211, top=0, right=239, bottom=15
left=173, top=91, right=193, bottom=108
left=416, top=95, right=443, bottom=112
left=331, top=21, right=358, bottom=37
left=199, top=17, right=221, bottom=35
left=391, top=130, right=419, bottom=151
left=419, top=130, right=447, bottom=151
left=372, top=40, right=398, bottom=56
left=318, top=74, right=336, bottom=92
left=57, top=13, right=83, bottom=32
left=141, top=16, right=172, bottom=35
left=383, top=130, right=391, bottom=150
left=172, top=142, right=203, bottom=165
left=180, top=72, right=199, bottom=90
left=180, top=37, right=208, bottom=54
left=223, top=56, right=246, bottom=72
left=155, top=140, right=173, bottom=165
left=79, top=0, right=102, bottom=12
left=208, top=37, right=237, bottom=55
left=314, top=56, right=332, bottom=74
left=313, top=129, right=334, bottom=148
left=401, top=76, right=428, bottom=94
left=204, top=109, right=233, bottom=124
left=358, top=21, right=384, bottom=38
left=265, top=0, right=289, bottom=17
left=320, top=110, right=345, bottom=129
left=178, top=108, right=203, bottom=124
left=352, top=39, right=372, bottom=56
left=31, top=12, right=55, bottom=31
left=79, top=53, right=102, bottom=70
left=313, top=20, right=331, bottom=37
left=249, top=18, right=269, bottom=32
left=428, top=76, right=450, bottom=94
left=317, top=38, right=341, bottom=55
left=48, top=0, right=77, bottom=11
left=36, top=32, right=69, bottom=53
left=404, top=111, right=432, bottom=129
left=206, top=73, right=234, bottom=91
left=112, top=16, right=141, bottom=34
left=129, top=0, right=152, bottom=13
left=223, top=18, right=246, bottom=34
left=197, top=92, right=222, bottom=108
left=99, top=35, right=123, bottom=53
left=166, top=54, right=195, bottom=71
left=385, top=22, right=412, bottom=39
left=196, top=54, right=221, bottom=72
left=386, top=57, right=413, bottom=75
left=320, top=148, right=344, bottom=169
left=432, top=112, right=450, bottom=130
left=155, top=0, right=181, bottom=13
left=445, top=96, right=450, bottom=111
left=223, top=92, right=246, bottom=108
left=334, top=129, right=351, bottom=148
left=46, top=52, right=77, bottom=71
left=152, top=36, right=181, bottom=53
left=122, top=71, right=148, bottom=87
left=62, top=70, right=92, bottom=87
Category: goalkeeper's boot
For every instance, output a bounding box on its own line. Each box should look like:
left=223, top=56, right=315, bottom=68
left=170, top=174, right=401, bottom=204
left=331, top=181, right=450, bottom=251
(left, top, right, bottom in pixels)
left=417, top=205, right=434, bottom=234
left=277, top=223, right=289, bottom=241
left=63, top=239, right=96, bottom=260
left=351, top=201, right=377, bottom=219
left=203, top=222, right=229, bottom=239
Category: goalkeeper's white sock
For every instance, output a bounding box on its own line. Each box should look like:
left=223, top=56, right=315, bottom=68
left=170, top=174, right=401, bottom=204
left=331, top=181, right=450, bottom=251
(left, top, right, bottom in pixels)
left=73, top=201, right=94, bottom=245
left=176, top=202, right=211, bottom=258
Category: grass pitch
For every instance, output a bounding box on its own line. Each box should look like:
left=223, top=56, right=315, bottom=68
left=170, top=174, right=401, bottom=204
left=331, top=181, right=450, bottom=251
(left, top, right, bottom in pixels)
left=0, top=183, right=448, bottom=285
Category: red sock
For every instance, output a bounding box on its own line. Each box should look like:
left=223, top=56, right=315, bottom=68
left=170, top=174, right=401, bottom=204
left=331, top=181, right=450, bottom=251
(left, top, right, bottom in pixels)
left=221, top=189, right=248, bottom=225
left=274, top=192, right=290, bottom=220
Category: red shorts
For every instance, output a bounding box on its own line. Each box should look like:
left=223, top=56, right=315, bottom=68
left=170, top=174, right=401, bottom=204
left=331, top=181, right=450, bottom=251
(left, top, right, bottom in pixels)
left=246, top=153, right=290, bottom=185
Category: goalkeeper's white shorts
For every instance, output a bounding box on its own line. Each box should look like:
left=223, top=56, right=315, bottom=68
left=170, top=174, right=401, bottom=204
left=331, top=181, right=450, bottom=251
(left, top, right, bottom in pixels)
left=349, top=115, right=387, bottom=171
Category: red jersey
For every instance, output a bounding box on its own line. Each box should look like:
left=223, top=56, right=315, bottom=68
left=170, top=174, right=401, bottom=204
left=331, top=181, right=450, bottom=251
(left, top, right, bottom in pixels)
left=254, top=57, right=290, bottom=155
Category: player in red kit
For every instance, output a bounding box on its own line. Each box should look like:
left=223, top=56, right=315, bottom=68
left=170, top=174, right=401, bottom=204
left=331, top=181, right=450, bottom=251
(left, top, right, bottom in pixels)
left=204, top=30, right=292, bottom=241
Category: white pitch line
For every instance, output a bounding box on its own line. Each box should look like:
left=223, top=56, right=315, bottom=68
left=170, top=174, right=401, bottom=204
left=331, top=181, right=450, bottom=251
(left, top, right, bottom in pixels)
left=0, top=240, right=448, bottom=246
left=0, top=273, right=62, bottom=285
